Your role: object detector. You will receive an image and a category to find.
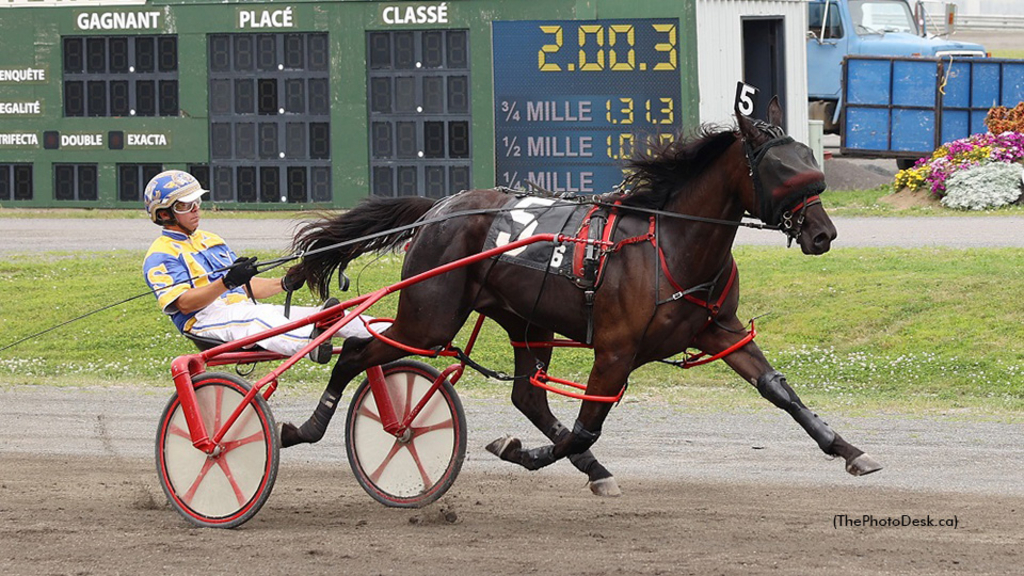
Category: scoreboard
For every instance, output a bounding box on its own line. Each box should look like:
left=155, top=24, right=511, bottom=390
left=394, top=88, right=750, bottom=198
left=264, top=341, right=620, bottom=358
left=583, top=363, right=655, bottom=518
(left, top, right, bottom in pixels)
left=0, top=0, right=698, bottom=209
left=493, top=20, right=682, bottom=194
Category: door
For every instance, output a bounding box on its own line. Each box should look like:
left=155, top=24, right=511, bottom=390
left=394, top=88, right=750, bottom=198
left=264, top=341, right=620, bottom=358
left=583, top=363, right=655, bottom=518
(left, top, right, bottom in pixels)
left=742, top=17, right=786, bottom=128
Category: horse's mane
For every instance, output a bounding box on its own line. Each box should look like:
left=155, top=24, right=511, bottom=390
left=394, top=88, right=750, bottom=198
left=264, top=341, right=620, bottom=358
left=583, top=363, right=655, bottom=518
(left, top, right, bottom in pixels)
left=614, top=125, right=738, bottom=210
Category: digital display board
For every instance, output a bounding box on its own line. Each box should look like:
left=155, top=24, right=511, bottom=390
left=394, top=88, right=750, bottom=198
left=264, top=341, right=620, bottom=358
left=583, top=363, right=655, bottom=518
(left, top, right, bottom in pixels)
left=207, top=32, right=331, bottom=204
left=493, top=19, right=682, bottom=195
left=367, top=29, right=471, bottom=199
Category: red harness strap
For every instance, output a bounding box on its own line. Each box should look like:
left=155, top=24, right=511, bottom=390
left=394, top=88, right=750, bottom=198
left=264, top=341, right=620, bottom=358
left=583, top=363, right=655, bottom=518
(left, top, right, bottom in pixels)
left=788, top=195, right=820, bottom=213
left=671, top=320, right=757, bottom=369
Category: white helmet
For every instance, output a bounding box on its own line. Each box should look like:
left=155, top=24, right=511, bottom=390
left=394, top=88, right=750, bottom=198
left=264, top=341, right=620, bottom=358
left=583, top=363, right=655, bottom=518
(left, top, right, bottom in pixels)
left=144, top=170, right=207, bottom=223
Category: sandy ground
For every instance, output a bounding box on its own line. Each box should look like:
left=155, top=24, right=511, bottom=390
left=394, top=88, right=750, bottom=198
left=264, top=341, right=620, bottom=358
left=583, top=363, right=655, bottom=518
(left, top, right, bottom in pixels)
left=1, top=454, right=1021, bottom=576
left=1, top=386, right=1022, bottom=576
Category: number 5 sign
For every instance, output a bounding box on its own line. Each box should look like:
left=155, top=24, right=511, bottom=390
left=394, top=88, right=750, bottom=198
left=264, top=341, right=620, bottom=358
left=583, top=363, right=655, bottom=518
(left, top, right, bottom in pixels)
left=734, top=81, right=759, bottom=117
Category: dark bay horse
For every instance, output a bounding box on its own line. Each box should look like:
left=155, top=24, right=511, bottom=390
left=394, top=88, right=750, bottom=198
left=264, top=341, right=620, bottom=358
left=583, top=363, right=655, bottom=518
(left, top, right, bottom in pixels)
left=281, top=99, right=881, bottom=495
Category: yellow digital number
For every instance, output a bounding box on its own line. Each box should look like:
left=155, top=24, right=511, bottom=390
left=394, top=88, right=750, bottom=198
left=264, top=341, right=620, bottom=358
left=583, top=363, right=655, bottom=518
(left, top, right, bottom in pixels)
left=578, top=25, right=604, bottom=71
left=606, top=98, right=634, bottom=125
left=538, top=25, right=563, bottom=71
left=652, top=23, right=677, bottom=71
left=607, top=133, right=634, bottom=160
left=620, top=98, right=634, bottom=124
left=608, top=25, right=635, bottom=71
left=646, top=98, right=674, bottom=124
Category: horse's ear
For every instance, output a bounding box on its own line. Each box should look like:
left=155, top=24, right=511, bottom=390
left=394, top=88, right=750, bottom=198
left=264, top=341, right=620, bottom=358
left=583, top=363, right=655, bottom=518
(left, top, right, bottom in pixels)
left=735, top=102, right=756, bottom=139
left=767, top=96, right=784, bottom=128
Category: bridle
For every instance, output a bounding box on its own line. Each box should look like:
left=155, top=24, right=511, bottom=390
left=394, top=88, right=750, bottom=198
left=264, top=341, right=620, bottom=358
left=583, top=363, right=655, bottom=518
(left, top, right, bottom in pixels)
left=780, top=194, right=822, bottom=247
left=741, top=120, right=823, bottom=247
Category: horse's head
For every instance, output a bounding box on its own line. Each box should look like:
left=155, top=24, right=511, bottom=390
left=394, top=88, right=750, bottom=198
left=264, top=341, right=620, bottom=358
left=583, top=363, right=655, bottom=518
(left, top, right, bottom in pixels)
left=736, top=97, right=837, bottom=255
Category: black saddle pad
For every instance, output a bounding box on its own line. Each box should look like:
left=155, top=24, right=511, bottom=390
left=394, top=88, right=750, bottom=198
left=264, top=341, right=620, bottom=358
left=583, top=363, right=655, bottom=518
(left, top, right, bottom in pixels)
left=483, top=195, right=589, bottom=276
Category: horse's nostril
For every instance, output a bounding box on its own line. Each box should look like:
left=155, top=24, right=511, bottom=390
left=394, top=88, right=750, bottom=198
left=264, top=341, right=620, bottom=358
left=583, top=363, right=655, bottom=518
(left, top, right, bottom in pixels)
left=814, top=232, right=831, bottom=250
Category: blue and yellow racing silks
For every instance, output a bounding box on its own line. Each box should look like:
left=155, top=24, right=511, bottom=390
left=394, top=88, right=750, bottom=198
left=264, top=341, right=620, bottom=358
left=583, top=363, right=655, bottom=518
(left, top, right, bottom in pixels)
left=143, top=229, right=250, bottom=332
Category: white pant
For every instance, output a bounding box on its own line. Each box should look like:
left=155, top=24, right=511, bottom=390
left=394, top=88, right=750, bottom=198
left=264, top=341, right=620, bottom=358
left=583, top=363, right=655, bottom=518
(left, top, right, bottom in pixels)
left=187, top=299, right=376, bottom=357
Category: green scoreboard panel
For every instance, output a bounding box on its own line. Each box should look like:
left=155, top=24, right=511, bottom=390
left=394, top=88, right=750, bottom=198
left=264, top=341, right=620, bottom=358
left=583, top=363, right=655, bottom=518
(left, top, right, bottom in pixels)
left=0, top=0, right=698, bottom=209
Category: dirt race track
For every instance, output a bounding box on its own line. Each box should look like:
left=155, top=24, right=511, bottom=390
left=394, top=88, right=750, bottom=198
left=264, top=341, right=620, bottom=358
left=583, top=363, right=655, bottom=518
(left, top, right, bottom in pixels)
left=1, top=387, right=1021, bottom=576
left=2, top=454, right=1021, bottom=576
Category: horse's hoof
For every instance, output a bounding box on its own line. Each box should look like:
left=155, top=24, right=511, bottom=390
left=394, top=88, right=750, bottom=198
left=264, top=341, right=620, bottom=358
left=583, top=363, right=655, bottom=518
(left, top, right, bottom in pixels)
left=280, top=422, right=301, bottom=448
left=846, top=453, right=883, bottom=476
left=589, top=477, right=622, bottom=497
left=485, top=435, right=520, bottom=460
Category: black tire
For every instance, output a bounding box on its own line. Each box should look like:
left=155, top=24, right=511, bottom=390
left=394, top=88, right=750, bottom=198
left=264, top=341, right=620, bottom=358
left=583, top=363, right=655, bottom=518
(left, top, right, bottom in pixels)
left=345, top=360, right=467, bottom=508
left=155, top=372, right=279, bottom=529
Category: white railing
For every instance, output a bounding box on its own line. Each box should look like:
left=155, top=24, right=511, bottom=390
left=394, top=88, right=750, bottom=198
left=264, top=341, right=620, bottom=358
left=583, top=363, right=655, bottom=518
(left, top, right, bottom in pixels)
left=925, top=12, right=1024, bottom=31
left=957, top=13, right=1024, bottom=30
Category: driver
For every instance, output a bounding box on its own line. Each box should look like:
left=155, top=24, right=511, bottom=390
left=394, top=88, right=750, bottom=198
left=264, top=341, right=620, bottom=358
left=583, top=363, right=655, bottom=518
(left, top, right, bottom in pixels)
left=141, top=169, right=370, bottom=363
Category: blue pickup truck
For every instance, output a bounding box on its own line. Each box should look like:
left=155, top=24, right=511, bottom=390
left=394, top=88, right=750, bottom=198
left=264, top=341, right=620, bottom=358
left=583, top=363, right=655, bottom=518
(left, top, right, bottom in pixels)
left=807, top=0, right=986, bottom=135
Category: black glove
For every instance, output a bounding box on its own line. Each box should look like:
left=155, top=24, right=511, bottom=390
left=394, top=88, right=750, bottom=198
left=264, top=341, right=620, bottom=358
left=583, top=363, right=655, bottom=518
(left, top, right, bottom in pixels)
left=222, top=256, right=259, bottom=290
left=280, top=266, right=306, bottom=292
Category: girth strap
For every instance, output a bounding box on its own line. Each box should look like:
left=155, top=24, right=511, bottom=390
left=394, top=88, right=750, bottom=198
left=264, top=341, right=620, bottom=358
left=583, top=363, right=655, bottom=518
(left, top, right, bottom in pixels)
left=655, top=245, right=738, bottom=316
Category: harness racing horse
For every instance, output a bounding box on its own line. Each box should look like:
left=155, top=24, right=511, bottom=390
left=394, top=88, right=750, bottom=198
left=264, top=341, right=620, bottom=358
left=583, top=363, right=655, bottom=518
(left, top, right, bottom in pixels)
left=280, top=99, right=882, bottom=496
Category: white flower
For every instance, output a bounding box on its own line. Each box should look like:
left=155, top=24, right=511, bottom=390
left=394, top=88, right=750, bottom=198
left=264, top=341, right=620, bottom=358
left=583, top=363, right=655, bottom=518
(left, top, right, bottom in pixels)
left=940, top=162, right=1024, bottom=210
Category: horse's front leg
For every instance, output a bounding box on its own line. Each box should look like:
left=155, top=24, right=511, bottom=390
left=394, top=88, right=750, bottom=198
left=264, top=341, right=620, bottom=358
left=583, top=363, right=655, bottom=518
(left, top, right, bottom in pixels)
left=486, top=352, right=625, bottom=473
left=694, top=319, right=882, bottom=476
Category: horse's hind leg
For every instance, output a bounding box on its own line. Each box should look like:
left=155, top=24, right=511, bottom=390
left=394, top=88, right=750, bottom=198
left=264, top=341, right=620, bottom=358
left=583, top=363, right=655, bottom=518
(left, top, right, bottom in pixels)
left=282, top=282, right=474, bottom=448
left=486, top=349, right=626, bottom=475
left=485, top=320, right=620, bottom=496
left=694, top=321, right=882, bottom=476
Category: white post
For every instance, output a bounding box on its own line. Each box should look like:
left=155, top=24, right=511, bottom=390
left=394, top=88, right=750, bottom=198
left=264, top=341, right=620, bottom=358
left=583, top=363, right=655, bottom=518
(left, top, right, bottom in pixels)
left=808, top=120, right=825, bottom=169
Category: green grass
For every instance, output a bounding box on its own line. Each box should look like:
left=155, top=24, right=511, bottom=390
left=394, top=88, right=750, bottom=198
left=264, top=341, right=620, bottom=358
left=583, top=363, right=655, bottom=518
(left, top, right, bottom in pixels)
left=822, top=185, right=1024, bottom=217
left=1, top=247, right=1021, bottom=417
left=992, top=50, right=1024, bottom=59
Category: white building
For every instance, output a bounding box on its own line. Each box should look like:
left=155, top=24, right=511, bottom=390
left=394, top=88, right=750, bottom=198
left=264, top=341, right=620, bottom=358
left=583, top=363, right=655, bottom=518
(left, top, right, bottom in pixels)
left=696, top=0, right=812, bottom=144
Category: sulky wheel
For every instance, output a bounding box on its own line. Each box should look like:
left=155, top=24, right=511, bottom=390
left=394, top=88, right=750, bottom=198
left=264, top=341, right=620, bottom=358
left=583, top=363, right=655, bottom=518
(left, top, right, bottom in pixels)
left=155, top=372, right=279, bottom=529
left=345, top=360, right=467, bottom=508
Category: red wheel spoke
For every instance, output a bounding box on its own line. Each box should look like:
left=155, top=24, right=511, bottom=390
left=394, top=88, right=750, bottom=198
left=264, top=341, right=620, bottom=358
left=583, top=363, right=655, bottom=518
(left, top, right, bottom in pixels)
left=181, top=458, right=217, bottom=505
left=168, top=422, right=191, bottom=440
left=219, top=430, right=266, bottom=454
left=213, top=386, right=224, bottom=430
left=215, top=457, right=249, bottom=506
left=404, top=373, right=416, bottom=417
left=356, top=403, right=382, bottom=424
left=408, top=419, right=455, bottom=435
left=404, top=440, right=434, bottom=490
left=368, top=440, right=405, bottom=484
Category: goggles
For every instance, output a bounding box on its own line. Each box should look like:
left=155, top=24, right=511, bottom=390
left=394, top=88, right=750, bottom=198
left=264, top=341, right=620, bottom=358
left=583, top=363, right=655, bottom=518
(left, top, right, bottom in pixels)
left=172, top=199, right=202, bottom=214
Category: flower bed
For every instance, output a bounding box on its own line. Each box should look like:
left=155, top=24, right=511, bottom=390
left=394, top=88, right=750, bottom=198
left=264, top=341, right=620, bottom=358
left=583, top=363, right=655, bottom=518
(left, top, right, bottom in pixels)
left=893, top=104, right=1024, bottom=210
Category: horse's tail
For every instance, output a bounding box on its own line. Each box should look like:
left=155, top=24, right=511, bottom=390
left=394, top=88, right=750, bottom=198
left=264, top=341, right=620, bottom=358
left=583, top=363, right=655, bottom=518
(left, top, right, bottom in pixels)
left=290, top=196, right=437, bottom=299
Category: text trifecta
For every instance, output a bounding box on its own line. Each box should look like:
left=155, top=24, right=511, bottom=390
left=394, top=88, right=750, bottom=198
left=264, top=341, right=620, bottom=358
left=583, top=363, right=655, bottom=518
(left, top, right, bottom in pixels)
left=0, top=133, right=39, bottom=148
